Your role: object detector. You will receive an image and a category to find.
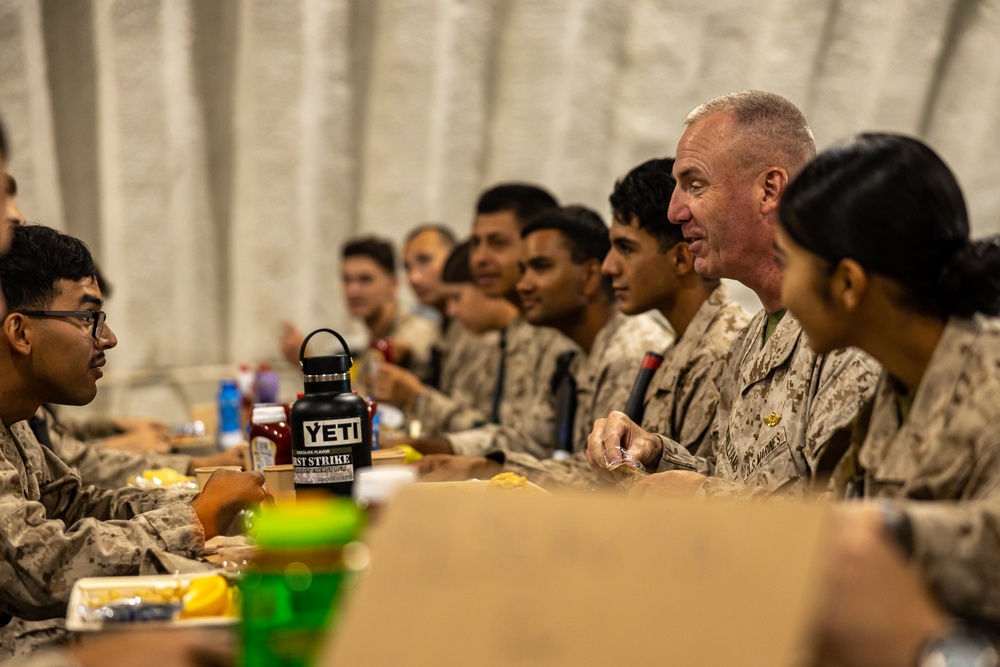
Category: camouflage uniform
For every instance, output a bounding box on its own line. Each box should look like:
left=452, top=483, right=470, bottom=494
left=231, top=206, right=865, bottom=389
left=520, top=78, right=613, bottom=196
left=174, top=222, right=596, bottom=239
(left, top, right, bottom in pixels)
left=39, top=406, right=191, bottom=490
left=445, top=316, right=576, bottom=458
left=829, top=315, right=1000, bottom=626
left=640, top=285, right=751, bottom=458
left=493, top=311, right=670, bottom=488
left=0, top=420, right=203, bottom=658
left=354, top=305, right=439, bottom=392
left=407, top=322, right=501, bottom=436
left=652, top=310, right=880, bottom=497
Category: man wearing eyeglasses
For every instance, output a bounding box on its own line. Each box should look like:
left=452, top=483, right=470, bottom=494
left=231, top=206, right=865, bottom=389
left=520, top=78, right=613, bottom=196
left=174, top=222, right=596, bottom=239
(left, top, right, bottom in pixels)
left=0, top=225, right=270, bottom=659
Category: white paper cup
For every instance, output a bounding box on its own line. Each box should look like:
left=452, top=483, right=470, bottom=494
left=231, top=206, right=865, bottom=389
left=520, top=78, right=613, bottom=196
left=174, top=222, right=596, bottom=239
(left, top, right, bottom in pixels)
left=195, top=465, right=243, bottom=489
left=263, top=464, right=295, bottom=503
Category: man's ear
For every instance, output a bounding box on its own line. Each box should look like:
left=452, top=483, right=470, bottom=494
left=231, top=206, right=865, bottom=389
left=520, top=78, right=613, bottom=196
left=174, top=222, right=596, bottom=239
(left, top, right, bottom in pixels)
left=672, top=242, right=697, bottom=277
left=4, top=313, right=32, bottom=356
left=831, top=259, right=869, bottom=312
left=580, top=258, right=604, bottom=297
left=759, top=166, right=789, bottom=216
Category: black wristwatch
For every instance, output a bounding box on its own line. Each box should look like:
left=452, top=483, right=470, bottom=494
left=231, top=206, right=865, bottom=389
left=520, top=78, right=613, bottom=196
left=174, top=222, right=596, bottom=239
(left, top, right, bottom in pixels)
left=918, top=625, right=998, bottom=667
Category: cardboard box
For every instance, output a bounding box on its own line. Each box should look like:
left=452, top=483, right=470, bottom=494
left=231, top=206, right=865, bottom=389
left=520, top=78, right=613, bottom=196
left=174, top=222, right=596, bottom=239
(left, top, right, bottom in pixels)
left=320, top=485, right=830, bottom=666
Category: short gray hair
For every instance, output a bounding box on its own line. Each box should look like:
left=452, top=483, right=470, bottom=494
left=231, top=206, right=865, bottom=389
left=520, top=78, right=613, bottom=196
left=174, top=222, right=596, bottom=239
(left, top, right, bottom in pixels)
left=686, top=90, right=816, bottom=177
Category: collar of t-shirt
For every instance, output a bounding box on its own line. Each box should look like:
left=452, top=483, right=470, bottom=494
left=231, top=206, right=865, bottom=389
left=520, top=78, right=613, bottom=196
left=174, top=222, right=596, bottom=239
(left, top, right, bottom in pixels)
left=762, top=308, right=787, bottom=345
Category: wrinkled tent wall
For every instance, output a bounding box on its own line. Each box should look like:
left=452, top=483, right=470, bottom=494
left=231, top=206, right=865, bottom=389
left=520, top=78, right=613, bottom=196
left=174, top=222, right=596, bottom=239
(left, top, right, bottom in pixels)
left=1, top=0, right=998, bottom=420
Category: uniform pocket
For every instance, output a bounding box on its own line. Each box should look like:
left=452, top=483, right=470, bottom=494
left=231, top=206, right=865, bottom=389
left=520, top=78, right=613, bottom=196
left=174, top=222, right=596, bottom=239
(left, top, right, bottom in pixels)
left=742, top=427, right=803, bottom=492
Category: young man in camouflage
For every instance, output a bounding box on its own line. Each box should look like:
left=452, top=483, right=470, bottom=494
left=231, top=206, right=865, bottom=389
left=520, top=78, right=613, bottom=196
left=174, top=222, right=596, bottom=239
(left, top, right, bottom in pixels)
left=374, top=241, right=506, bottom=435
left=587, top=91, right=881, bottom=497
left=401, top=184, right=577, bottom=459
left=280, top=236, right=438, bottom=388
left=0, top=225, right=268, bottom=658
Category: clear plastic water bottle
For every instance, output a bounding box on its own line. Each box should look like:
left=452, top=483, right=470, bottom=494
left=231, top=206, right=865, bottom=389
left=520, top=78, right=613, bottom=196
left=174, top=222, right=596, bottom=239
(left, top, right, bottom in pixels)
left=217, top=379, right=243, bottom=450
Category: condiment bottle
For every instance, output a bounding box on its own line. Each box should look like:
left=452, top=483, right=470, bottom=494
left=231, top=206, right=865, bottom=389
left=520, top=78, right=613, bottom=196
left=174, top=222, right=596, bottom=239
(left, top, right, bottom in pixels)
left=248, top=404, right=292, bottom=471
left=290, top=328, right=372, bottom=496
left=217, top=379, right=243, bottom=450
left=240, top=497, right=364, bottom=667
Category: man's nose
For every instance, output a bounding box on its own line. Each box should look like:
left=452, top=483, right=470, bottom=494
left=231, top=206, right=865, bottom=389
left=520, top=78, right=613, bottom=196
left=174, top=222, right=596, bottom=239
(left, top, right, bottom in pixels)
left=667, top=190, right=688, bottom=225
left=99, top=323, right=118, bottom=349
left=601, top=252, right=619, bottom=277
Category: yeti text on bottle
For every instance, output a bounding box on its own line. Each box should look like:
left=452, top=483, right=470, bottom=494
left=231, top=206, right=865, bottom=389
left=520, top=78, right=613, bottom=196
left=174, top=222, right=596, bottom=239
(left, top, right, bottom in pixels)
left=302, top=417, right=363, bottom=447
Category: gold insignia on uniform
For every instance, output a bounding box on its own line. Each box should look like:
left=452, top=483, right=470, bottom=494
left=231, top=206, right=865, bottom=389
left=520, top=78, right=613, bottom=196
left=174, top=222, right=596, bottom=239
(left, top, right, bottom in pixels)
left=763, top=412, right=781, bottom=427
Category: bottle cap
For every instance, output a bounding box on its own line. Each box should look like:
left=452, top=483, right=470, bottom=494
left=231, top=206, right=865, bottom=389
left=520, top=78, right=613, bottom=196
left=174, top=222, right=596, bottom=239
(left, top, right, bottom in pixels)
left=251, top=404, right=287, bottom=424
left=301, top=353, right=352, bottom=376
left=253, top=497, right=364, bottom=547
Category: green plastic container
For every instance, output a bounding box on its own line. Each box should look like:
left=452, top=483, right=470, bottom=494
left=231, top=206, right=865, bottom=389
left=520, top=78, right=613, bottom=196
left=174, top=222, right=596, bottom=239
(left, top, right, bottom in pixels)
left=240, top=497, right=364, bottom=667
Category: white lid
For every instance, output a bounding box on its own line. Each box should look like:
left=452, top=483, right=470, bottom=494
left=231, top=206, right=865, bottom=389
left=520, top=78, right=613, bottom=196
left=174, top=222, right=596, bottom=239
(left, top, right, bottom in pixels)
left=353, top=465, right=417, bottom=505
left=251, top=405, right=286, bottom=424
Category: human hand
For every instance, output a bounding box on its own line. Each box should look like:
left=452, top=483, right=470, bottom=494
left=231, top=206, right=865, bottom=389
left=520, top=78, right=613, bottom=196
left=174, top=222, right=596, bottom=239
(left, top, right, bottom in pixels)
left=629, top=470, right=707, bottom=499
left=280, top=320, right=307, bottom=366
left=813, top=504, right=949, bottom=667
left=190, top=443, right=250, bottom=474
left=103, top=428, right=172, bottom=455
left=417, top=454, right=502, bottom=482
left=373, top=362, right=427, bottom=408
left=585, top=411, right=664, bottom=481
left=190, top=469, right=270, bottom=540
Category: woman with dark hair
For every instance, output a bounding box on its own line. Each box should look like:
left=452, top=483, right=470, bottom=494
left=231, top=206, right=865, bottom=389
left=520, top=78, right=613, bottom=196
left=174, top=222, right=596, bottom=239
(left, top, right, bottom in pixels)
left=775, top=132, right=1000, bottom=641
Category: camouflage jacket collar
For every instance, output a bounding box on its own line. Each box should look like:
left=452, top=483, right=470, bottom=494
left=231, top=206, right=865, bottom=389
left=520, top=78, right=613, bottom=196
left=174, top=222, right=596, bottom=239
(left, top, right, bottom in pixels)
left=737, top=309, right=803, bottom=389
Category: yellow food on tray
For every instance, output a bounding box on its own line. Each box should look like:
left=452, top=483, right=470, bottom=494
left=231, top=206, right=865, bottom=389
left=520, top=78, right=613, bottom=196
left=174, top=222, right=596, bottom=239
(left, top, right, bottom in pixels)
left=180, top=574, right=237, bottom=619
left=136, top=468, right=197, bottom=490
left=487, top=472, right=548, bottom=494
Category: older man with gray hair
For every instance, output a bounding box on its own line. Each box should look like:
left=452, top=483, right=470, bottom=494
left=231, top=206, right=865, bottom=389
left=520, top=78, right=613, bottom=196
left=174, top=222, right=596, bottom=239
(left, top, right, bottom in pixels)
left=587, top=90, right=880, bottom=497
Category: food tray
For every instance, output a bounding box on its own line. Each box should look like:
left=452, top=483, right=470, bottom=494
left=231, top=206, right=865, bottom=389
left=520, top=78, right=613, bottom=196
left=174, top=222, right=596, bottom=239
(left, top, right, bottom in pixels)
left=66, top=572, right=238, bottom=632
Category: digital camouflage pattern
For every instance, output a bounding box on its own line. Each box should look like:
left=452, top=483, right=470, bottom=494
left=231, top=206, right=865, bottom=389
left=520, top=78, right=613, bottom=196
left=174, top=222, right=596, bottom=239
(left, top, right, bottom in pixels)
left=39, top=407, right=191, bottom=490
left=830, top=315, right=1000, bottom=626
left=0, top=420, right=203, bottom=658
left=353, top=306, right=439, bottom=393
left=408, top=322, right=501, bottom=436
left=652, top=310, right=880, bottom=498
left=643, top=285, right=751, bottom=460
left=495, top=311, right=670, bottom=489
left=445, top=316, right=575, bottom=458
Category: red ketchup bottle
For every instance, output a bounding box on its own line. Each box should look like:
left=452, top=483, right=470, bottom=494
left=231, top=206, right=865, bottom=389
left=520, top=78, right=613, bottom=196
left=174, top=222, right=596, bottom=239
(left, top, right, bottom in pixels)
left=248, top=404, right=292, bottom=471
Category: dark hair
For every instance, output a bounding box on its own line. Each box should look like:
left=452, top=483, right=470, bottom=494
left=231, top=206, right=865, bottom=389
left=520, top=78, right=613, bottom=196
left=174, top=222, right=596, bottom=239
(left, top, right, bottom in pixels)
left=780, top=133, right=1000, bottom=318
left=476, top=183, right=558, bottom=227
left=0, top=225, right=97, bottom=312
left=342, top=236, right=396, bottom=275
left=522, top=205, right=613, bottom=297
left=609, top=158, right=685, bottom=251
left=441, top=240, right=474, bottom=284
left=5, top=174, right=16, bottom=197
left=405, top=223, right=456, bottom=248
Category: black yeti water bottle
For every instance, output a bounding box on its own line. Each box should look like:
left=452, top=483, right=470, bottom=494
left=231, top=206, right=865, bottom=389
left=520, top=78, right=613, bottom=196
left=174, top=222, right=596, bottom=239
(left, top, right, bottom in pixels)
left=290, top=328, right=372, bottom=496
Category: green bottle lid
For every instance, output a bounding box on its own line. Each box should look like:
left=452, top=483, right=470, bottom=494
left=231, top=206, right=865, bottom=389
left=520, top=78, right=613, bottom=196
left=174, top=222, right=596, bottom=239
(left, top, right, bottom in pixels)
left=252, top=497, right=364, bottom=548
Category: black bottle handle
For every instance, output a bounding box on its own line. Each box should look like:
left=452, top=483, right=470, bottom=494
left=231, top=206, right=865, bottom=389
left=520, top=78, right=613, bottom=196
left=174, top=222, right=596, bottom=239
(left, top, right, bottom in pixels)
left=300, top=328, right=353, bottom=363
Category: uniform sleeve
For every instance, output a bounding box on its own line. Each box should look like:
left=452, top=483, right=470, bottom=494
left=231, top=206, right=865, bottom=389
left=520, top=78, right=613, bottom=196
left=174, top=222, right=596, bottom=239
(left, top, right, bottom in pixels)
left=672, top=352, right=726, bottom=458
left=410, top=388, right=488, bottom=437
left=48, top=424, right=191, bottom=490
left=59, top=416, right=120, bottom=441
left=496, top=450, right=599, bottom=491
left=902, top=501, right=1000, bottom=625
left=0, top=452, right=203, bottom=620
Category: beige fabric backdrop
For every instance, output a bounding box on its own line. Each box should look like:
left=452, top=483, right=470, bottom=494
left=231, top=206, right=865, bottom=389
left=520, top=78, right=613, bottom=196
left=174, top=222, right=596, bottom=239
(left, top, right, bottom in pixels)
left=1, top=0, right=999, bottom=419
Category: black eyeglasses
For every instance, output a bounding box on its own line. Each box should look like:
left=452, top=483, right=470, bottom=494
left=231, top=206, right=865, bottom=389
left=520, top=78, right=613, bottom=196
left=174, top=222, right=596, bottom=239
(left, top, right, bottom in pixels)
left=16, top=310, right=108, bottom=340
